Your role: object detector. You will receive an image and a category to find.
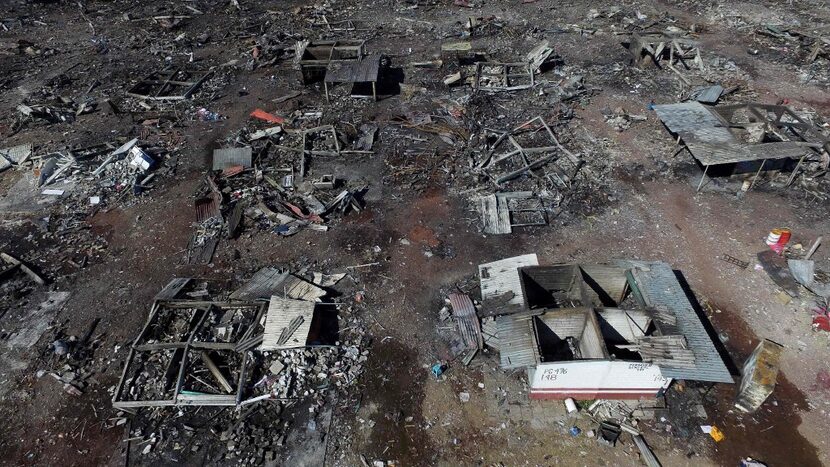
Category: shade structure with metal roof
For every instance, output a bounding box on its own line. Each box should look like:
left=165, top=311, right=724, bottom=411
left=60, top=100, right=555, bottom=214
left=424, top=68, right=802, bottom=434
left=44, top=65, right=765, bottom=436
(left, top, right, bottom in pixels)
left=653, top=101, right=829, bottom=191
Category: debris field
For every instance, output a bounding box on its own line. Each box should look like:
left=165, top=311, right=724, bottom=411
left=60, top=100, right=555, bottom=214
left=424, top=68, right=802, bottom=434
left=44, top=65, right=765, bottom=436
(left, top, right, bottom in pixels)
left=1, top=0, right=830, bottom=466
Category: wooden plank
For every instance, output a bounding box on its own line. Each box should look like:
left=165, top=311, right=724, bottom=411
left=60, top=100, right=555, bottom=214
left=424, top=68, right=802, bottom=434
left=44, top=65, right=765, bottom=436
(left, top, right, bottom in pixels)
left=0, top=252, right=45, bottom=284
left=200, top=351, right=234, bottom=393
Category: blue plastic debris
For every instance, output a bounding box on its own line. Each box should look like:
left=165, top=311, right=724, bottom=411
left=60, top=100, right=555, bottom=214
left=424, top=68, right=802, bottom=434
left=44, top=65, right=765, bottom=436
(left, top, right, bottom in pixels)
left=431, top=363, right=445, bottom=378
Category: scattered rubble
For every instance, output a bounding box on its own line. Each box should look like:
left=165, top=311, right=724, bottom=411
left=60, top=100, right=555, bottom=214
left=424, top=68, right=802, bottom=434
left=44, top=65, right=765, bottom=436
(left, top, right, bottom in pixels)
left=0, top=2, right=828, bottom=466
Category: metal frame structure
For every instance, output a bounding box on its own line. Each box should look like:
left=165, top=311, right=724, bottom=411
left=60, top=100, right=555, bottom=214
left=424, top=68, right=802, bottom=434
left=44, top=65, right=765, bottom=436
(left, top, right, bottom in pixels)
left=477, top=116, right=581, bottom=185
left=654, top=102, right=830, bottom=192
left=473, top=62, right=535, bottom=92
left=297, top=40, right=366, bottom=84
left=127, top=68, right=213, bottom=101
left=112, top=299, right=267, bottom=408
left=627, top=32, right=704, bottom=82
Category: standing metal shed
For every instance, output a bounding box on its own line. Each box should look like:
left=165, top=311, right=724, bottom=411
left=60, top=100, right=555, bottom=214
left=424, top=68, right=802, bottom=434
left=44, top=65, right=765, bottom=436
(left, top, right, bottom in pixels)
left=653, top=101, right=829, bottom=191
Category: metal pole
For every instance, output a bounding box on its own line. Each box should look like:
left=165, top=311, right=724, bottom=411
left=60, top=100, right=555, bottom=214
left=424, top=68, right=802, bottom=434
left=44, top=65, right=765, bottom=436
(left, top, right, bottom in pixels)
left=786, top=155, right=807, bottom=186
left=697, top=164, right=709, bottom=192
left=749, top=159, right=767, bottom=191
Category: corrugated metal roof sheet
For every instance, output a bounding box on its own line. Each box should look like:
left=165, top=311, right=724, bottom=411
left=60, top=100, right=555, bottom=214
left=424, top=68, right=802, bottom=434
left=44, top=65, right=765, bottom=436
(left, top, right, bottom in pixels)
left=260, top=296, right=314, bottom=350
left=479, top=254, right=539, bottom=313
left=231, top=267, right=288, bottom=300
left=212, top=147, right=252, bottom=171
left=654, top=102, right=734, bottom=142
left=195, top=175, right=222, bottom=222
left=0, top=143, right=33, bottom=164
left=694, top=85, right=723, bottom=104
left=325, top=55, right=380, bottom=83
left=481, top=318, right=499, bottom=350
left=496, top=314, right=538, bottom=369
left=654, top=102, right=810, bottom=166
left=449, top=293, right=482, bottom=350
left=282, top=275, right=327, bottom=301
left=626, top=261, right=733, bottom=383
left=230, top=268, right=326, bottom=302
left=195, top=197, right=221, bottom=222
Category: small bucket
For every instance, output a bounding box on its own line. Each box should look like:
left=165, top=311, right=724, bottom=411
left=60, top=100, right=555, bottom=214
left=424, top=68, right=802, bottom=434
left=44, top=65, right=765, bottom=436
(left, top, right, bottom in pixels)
left=565, top=398, right=578, bottom=414
left=765, top=229, right=783, bottom=246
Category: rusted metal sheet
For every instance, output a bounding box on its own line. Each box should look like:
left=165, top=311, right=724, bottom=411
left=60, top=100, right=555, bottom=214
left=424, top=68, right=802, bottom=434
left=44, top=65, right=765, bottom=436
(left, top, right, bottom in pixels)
left=449, top=293, right=483, bottom=350
left=735, top=339, right=784, bottom=412
left=195, top=198, right=221, bottom=222
left=195, top=175, right=222, bottom=222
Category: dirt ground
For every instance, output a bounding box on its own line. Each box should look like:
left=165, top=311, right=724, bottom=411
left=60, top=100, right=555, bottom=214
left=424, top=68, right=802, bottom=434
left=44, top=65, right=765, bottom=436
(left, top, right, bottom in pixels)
left=1, top=0, right=830, bottom=466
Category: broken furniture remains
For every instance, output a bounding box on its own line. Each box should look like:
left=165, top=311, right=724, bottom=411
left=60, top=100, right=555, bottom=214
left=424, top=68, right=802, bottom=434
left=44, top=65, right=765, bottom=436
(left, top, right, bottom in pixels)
left=627, top=32, right=704, bottom=81
left=0, top=252, right=46, bottom=285
left=0, top=143, right=33, bottom=172
left=29, top=137, right=163, bottom=208
left=474, top=62, right=535, bottom=92
left=297, top=39, right=366, bottom=84
left=479, top=191, right=546, bottom=234
left=127, top=67, right=213, bottom=100
left=654, top=102, right=830, bottom=191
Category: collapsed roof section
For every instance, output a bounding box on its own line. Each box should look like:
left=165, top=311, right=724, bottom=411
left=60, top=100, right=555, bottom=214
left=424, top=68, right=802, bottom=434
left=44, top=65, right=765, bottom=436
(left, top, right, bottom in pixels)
left=113, top=269, right=335, bottom=409
left=480, top=256, right=732, bottom=399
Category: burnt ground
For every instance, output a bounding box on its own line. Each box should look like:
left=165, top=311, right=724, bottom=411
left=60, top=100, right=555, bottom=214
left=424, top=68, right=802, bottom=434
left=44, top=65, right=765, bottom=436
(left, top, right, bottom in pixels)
left=1, top=0, right=830, bottom=466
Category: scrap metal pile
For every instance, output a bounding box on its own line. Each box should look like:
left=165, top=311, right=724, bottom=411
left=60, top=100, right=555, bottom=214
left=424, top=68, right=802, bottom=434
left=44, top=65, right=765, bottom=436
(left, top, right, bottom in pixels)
left=184, top=119, right=373, bottom=264
left=754, top=25, right=830, bottom=86
left=0, top=136, right=176, bottom=213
